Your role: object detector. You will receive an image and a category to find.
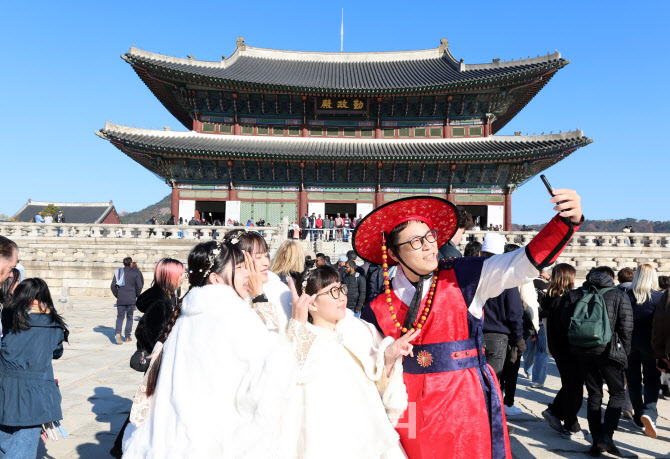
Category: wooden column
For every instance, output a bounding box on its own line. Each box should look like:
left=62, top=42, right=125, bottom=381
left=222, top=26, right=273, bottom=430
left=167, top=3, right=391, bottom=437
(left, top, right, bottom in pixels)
left=298, top=189, right=308, bottom=222
left=504, top=187, right=512, bottom=231
left=171, top=188, right=179, bottom=218
left=374, top=190, right=384, bottom=208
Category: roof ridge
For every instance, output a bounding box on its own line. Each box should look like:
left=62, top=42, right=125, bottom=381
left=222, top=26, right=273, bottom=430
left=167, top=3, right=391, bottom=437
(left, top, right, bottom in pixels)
left=462, top=51, right=563, bottom=70
left=125, top=40, right=562, bottom=69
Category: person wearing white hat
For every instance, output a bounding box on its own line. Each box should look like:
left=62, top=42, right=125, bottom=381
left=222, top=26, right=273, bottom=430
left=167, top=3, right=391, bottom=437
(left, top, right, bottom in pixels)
left=482, top=233, right=507, bottom=256
left=337, top=255, right=348, bottom=279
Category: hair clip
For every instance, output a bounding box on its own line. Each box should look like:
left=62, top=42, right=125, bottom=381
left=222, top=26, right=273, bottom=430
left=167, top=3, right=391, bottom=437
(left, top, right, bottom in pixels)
left=202, top=242, right=223, bottom=278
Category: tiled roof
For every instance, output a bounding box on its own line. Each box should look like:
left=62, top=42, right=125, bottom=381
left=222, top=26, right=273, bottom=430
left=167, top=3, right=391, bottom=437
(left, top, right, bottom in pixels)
left=98, top=123, right=591, bottom=163
left=124, top=41, right=566, bottom=94
left=12, top=201, right=117, bottom=223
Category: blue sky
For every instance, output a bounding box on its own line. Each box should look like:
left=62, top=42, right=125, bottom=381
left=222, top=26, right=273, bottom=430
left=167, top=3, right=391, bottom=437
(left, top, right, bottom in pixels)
left=1, top=1, right=667, bottom=224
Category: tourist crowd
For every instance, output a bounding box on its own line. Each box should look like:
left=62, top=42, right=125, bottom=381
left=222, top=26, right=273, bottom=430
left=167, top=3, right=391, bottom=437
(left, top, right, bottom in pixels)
left=0, top=188, right=669, bottom=457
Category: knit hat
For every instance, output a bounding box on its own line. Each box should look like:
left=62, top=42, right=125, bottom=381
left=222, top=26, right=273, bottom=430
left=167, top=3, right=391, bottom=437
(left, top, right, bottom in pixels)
left=482, top=233, right=506, bottom=255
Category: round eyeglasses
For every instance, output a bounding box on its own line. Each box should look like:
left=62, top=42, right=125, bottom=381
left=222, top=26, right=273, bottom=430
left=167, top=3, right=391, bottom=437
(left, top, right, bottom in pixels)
left=395, top=229, right=438, bottom=251
left=315, top=284, right=348, bottom=299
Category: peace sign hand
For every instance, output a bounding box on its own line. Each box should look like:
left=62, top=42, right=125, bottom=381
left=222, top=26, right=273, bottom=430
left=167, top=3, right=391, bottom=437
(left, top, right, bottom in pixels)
left=287, top=277, right=315, bottom=324
left=384, top=328, right=420, bottom=373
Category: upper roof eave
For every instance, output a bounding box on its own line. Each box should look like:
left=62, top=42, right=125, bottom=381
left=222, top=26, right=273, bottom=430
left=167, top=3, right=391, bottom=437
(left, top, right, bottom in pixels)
left=123, top=39, right=567, bottom=95
left=97, top=123, right=592, bottom=161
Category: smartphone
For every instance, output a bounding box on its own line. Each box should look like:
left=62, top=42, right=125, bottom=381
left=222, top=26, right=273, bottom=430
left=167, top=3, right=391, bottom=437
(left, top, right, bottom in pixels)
left=540, top=174, right=566, bottom=210
left=540, top=175, right=555, bottom=197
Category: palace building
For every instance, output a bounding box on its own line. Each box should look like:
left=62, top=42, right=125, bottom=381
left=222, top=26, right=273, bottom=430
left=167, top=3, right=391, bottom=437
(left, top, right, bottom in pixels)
left=98, top=37, right=591, bottom=229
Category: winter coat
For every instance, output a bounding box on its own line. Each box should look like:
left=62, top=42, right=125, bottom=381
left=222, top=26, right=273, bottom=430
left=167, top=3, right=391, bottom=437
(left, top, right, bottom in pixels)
left=482, top=287, right=524, bottom=340
left=438, top=240, right=462, bottom=259
left=111, top=267, right=144, bottom=306
left=342, top=272, right=366, bottom=312
left=627, top=289, right=664, bottom=351
left=652, top=290, right=670, bottom=359
left=561, top=270, right=633, bottom=358
left=0, top=312, right=66, bottom=426
left=135, top=285, right=176, bottom=354
left=541, top=294, right=571, bottom=359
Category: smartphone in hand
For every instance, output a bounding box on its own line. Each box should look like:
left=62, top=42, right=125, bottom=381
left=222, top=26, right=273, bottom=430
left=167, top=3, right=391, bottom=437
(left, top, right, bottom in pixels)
left=540, top=175, right=566, bottom=211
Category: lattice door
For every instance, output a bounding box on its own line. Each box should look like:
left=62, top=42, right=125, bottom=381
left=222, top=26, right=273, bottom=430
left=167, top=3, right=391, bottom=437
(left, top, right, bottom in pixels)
left=240, top=202, right=253, bottom=225
left=253, top=202, right=267, bottom=224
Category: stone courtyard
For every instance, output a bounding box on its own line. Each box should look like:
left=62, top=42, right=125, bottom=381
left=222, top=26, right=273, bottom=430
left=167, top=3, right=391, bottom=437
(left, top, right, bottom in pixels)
left=36, top=297, right=669, bottom=458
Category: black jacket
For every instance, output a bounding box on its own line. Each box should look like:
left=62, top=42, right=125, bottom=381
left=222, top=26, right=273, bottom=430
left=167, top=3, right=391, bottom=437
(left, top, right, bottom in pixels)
left=541, top=293, right=571, bottom=358
left=110, top=267, right=144, bottom=306
left=483, top=287, right=524, bottom=340
left=135, top=285, right=176, bottom=353
left=438, top=240, right=462, bottom=259
left=343, top=271, right=366, bottom=312
left=627, top=289, right=664, bottom=351
left=561, top=271, right=633, bottom=358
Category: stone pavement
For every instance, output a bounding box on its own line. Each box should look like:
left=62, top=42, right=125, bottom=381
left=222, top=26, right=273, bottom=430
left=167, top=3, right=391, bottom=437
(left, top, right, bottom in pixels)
left=40, top=298, right=669, bottom=458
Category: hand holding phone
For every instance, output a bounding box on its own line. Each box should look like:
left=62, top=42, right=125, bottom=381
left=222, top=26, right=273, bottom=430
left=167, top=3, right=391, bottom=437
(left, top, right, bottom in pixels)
left=539, top=175, right=583, bottom=223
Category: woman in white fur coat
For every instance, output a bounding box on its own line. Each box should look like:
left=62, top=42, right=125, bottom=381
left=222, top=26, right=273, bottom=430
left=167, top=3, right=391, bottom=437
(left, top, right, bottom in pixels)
left=122, top=241, right=299, bottom=458
left=288, top=266, right=416, bottom=459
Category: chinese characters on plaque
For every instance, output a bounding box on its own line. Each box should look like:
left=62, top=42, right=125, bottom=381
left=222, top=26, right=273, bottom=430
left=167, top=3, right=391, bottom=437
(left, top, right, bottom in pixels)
left=316, top=97, right=367, bottom=113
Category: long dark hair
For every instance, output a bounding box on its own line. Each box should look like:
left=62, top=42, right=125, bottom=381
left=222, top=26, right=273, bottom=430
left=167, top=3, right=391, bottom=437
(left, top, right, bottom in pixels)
left=145, top=241, right=243, bottom=396
left=546, top=263, right=576, bottom=298
left=3, top=278, right=66, bottom=333
left=0, top=268, right=20, bottom=305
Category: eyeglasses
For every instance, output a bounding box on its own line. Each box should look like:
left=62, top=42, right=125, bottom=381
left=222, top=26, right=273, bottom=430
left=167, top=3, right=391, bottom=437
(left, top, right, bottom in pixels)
left=315, top=284, right=348, bottom=299
left=395, top=230, right=438, bottom=250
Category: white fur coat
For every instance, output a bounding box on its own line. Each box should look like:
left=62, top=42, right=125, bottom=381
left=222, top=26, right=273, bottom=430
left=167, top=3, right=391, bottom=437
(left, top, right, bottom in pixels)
left=122, top=284, right=299, bottom=458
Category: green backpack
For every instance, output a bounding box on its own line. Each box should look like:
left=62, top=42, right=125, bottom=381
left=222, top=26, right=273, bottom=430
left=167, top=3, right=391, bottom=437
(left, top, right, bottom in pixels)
left=567, top=286, right=614, bottom=347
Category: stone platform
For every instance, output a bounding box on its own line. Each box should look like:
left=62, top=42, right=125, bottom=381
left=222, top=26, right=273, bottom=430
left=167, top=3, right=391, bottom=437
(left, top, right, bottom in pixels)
left=38, top=298, right=670, bottom=458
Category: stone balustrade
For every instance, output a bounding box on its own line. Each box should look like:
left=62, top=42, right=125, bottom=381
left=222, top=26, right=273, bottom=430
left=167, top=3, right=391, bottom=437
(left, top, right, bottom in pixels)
left=3, top=222, right=669, bottom=299
left=0, top=222, right=284, bottom=241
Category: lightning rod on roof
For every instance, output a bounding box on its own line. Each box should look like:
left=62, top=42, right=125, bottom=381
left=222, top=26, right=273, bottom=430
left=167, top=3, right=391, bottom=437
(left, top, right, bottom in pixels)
left=341, top=8, right=344, bottom=53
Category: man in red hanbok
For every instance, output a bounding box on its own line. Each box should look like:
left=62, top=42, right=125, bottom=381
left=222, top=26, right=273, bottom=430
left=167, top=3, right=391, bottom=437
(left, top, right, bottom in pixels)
left=354, top=189, right=583, bottom=459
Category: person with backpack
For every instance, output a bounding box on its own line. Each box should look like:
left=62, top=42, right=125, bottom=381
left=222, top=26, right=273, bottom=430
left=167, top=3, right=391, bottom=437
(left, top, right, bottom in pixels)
left=561, top=266, right=633, bottom=457
left=111, top=257, right=144, bottom=344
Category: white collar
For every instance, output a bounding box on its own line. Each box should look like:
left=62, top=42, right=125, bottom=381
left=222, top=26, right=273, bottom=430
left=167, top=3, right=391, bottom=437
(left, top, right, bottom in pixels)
left=393, top=265, right=433, bottom=306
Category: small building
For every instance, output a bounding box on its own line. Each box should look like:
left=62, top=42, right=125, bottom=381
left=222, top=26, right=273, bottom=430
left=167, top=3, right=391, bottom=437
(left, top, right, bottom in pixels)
left=12, top=200, right=122, bottom=224
left=98, top=37, right=592, bottom=229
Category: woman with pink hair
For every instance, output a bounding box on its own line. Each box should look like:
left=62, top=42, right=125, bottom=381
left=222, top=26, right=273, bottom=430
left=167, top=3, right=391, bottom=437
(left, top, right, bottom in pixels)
left=110, top=258, right=185, bottom=458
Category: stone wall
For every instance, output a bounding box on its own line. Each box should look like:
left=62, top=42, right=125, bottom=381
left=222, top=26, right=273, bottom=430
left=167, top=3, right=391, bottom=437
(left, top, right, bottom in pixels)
left=4, top=222, right=670, bottom=298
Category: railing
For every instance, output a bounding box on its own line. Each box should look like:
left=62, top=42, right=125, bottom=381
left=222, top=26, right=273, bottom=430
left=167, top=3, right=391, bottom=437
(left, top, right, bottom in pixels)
left=0, top=222, right=285, bottom=242
left=460, top=231, right=670, bottom=249
left=1, top=222, right=670, bottom=249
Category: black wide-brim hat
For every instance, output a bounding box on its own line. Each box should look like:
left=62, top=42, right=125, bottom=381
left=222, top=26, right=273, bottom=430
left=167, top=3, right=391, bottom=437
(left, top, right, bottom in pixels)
left=352, top=196, right=459, bottom=265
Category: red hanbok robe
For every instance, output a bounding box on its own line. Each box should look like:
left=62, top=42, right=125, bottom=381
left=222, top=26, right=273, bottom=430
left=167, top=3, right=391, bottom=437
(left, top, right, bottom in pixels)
left=363, top=214, right=580, bottom=459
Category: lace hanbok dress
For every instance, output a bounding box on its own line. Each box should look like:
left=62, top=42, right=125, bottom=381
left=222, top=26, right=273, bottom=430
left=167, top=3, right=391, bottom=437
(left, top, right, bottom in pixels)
left=289, top=311, right=408, bottom=459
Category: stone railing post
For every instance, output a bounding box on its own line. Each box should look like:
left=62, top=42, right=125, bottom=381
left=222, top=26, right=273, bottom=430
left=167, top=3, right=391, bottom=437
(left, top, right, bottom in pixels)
left=153, top=226, right=165, bottom=239
left=90, top=226, right=103, bottom=238
left=600, top=234, right=613, bottom=247
left=278, top=217, right=289, bottom=246
left=583, top=234, right=596, bottom=247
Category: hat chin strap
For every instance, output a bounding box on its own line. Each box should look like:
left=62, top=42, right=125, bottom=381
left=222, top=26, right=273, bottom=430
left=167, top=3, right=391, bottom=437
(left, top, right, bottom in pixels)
left=393, top=250, right=434, bottom=332
left=392, top=250, right=428, bottom=279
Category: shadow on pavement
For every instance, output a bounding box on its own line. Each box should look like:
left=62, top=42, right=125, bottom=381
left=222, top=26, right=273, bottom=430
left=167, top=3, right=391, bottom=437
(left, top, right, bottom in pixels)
left=74, top=387, right=131, bottom=458
left=94, top=325, right=119, bottom=344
